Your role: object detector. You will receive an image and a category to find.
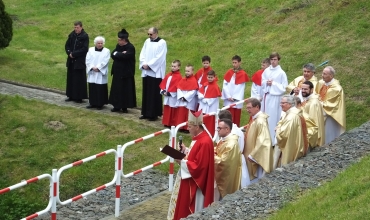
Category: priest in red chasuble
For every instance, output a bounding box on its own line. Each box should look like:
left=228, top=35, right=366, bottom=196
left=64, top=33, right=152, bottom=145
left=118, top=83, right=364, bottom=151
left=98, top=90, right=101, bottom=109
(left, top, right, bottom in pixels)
left=172, top=110, right=214, bottom=220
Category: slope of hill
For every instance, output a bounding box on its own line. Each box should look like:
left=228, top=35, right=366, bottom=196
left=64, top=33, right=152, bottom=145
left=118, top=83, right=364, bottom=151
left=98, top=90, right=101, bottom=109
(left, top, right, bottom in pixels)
left=1, top=0, right=369, bottom=129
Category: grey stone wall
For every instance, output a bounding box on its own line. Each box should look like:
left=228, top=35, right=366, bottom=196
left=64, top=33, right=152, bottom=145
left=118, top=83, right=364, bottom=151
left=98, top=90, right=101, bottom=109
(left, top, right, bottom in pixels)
left=186, top=121, right=370, bottom=219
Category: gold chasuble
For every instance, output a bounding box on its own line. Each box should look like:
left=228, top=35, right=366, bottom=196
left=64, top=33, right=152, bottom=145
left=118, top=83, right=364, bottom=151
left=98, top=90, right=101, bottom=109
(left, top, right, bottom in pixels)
left=286, top=75, right=318, bottom=94
left=215, top=134, right=241, bottom=198
left=316, top=79, right=346, bottom=129
left=276, top=108, right=305, bottom=165
left=302, top=93, right=325, bottom=146
left=243, top=112, right=273, bottom=180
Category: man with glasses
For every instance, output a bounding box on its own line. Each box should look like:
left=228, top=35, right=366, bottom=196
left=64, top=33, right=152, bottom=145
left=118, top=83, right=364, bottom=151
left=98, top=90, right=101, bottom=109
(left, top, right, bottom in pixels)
left=243, top=98, right=273, bottom=184
left=139, top=27, right=167, bottom=121
left=214, top=119, right=241, bottom=201
left=261, top=52, right=288, bottom=141
left=275, top=95, right=305, bottom=165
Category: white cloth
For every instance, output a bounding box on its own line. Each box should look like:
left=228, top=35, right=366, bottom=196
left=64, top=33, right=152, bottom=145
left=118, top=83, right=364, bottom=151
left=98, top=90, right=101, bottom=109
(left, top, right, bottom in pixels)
left=176, top=89, right=198, bottom=111
left=160, top=75, right=178, bottom=107
left=261, top=65, right=288, bottom=140
left=325, top=115, right=345, bottom=144
left=85, top=47, right=110, bottom=84
left=231, top=124, right=249, bottom=188
left=221, top=77, right=246, bottom=109
left=139, top=38, right=167, bottom=79
left=197, top=87, right=219, bottom=114
left=179, top=140, right=205, bottom=212
left=251, top=82, right=263, bottom=101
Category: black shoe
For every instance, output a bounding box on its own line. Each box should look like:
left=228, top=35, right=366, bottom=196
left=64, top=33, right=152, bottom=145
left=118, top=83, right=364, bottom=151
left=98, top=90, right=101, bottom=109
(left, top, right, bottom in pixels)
left=111, top=108, right=120, bottom=112
left=86, top=105, right=94, bottom=109
left=148, top=117, right=158, bottom=121
left=75, top=99, right=83, bottom=103
left=96, top=106, right=103, bottom=110
left=139, top=115, right=147, bottom=119
left=164, top=125, right=170, bottom=128
left=122, top=109, right=128, bottom=113
left=65, top=98, right=73, bottom=102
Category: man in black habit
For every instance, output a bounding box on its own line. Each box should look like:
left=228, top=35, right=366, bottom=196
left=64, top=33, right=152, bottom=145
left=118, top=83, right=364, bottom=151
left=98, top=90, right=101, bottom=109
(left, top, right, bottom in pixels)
left=65, top=21, right=89, bottom=103
left=108, top=29, right=137, bottom=113
left=139, top=27, right=167, bottom=121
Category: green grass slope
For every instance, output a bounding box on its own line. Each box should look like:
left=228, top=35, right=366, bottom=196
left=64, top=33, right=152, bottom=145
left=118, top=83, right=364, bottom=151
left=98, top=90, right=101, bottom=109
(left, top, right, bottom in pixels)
left=1, top=0, right=369, bottom=129
left=1, top=0, right=370, bottom=219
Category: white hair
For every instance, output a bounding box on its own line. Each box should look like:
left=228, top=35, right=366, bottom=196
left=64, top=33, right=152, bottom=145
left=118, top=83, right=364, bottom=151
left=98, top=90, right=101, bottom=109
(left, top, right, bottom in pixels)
left=325, top=66, right=336, bottom=76
left=94, top=36, right=105, bottom=45
left=282, top=95, right=295, bottom=107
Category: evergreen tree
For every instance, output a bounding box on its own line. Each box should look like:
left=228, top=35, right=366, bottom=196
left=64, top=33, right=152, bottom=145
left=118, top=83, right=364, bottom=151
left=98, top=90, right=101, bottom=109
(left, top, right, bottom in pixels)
left=0, top=0, right=13, bottom=50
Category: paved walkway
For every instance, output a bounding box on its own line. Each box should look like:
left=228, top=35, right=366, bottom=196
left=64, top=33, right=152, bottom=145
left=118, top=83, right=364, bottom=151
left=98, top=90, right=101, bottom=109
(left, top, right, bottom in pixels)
left=0, top=80, right=171, bottom=219
left=0, top=80, right=163, bottom=129
left=102, top=191, right=172, bottom=220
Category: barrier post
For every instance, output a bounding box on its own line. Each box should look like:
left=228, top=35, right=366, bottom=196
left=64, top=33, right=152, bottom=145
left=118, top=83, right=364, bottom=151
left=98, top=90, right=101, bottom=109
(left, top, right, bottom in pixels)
left=115, top=145, right=122, bottom=217
left=169, top=126, right=175, bottom=191
left=51, top=169, right=57, bottom=220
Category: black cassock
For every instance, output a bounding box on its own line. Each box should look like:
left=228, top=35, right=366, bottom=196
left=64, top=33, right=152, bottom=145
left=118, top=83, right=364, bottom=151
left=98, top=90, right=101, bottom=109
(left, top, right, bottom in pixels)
left=65, top=29, right=89, bottom=100
left=108, top=42, right=137, bottom=109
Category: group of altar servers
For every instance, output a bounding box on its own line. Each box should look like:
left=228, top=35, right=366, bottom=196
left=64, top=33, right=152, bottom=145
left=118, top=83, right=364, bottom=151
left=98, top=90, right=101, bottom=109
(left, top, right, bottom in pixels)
left=160, top=55, right=249, bottom=136
left=166, top=51, right=346, bottom=220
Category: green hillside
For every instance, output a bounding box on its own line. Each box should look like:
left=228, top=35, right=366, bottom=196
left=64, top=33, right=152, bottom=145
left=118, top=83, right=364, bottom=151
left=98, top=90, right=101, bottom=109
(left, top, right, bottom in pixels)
left=1, top=0, right=370, bottom=219
left=1, top=0, right=369, bottom=129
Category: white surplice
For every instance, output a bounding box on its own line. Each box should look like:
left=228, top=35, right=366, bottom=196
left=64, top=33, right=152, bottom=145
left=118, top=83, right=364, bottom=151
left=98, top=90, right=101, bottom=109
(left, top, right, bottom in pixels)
left=261, top=65, right=288, bottom=140
left=86, top=47, right=110, bottom=84
left=221, top=76, right=246, bottom=109
left=176, top=89, right=198, bottom=111
left=139, top=38, right=167, bottom=79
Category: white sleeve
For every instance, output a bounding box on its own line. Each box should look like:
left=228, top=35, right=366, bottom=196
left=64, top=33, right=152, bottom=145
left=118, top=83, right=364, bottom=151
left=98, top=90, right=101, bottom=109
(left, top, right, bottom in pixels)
left=221, top=80, right=230, bottom=100
left=180, top=160, right=192, bottom=179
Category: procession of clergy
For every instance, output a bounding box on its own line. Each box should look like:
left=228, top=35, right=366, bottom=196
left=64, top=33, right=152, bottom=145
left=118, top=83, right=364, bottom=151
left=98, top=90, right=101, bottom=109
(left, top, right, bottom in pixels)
left=165, top=52, right=346, bottom=220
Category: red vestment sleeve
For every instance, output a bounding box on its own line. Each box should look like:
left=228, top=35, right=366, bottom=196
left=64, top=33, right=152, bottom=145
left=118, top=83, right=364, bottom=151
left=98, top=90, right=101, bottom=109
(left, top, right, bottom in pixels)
left=159, top=71, right=182, bottom=92
left=251, top=69, right=264, bottom=86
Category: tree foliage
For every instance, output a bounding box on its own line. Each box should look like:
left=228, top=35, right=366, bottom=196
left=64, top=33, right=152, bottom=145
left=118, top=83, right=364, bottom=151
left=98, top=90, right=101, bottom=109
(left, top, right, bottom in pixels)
left=0, top=0, right=13, bottom=49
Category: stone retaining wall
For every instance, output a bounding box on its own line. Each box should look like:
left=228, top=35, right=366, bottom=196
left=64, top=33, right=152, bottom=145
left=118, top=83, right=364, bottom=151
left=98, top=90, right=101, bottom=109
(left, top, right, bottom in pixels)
left=186, top=121, right=370, bottom=219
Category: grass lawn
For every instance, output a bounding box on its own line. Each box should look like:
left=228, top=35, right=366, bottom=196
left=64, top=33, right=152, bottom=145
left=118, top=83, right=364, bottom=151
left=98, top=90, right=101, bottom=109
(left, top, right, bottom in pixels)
left=0, top=94, right=185, bottom=219
left=1, top=0, right=370, bottom=219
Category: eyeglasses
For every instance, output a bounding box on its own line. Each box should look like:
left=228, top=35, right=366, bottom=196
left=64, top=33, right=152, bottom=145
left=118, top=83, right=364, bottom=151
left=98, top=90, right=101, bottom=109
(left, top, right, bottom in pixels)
left=217, top=127, right=228, bottom=131
left=147, top=33, right=153, bottom=36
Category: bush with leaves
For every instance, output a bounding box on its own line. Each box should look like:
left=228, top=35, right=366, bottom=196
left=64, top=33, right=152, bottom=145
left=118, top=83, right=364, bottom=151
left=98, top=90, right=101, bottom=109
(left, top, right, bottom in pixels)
left=0, top=0, right=13, bottom=49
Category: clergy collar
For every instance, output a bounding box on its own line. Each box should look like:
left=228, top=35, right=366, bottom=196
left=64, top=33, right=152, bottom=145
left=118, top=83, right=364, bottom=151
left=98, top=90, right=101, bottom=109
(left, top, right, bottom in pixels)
left=220, top=132, right=232, bottom=142
left=252, top=111, right=262, bottom=120
left=324, top=78, right=334, bottom=86
left=269, top=65, right=281, bottom=70
left=95, top=47, right=103, bottom=51
left=150, top=37, right=161, bottom=42
left=304, top=93, right=312, bottom=101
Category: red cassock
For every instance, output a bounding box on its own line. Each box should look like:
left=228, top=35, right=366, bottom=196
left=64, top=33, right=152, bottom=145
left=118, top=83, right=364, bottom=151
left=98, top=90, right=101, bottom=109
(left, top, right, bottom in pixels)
left=251, top=69, right=264, bottom=86
left=199, top=81, right=221, bottom=136
left=173, top=131, right=215, bottom=220
left=223, top=69, right=249, bottom=127
left=159, top=71, right=182, bottom=126
left=176, top=75, right=199, bottom=129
